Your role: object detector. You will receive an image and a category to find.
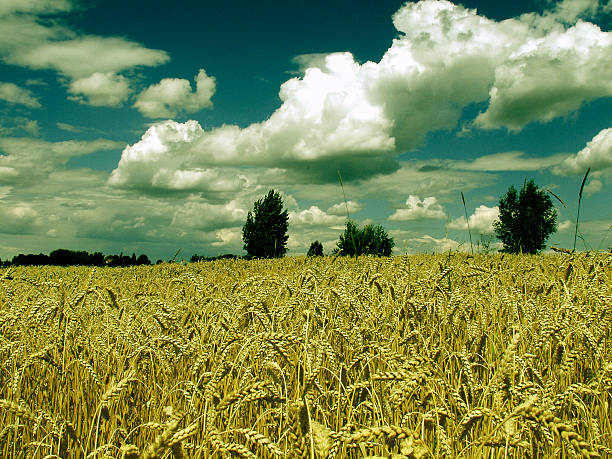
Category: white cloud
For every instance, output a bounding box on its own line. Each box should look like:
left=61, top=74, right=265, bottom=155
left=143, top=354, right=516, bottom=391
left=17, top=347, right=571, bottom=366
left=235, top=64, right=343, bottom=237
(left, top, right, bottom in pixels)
left=475, top=21, right=612, bottom=130
left=170, top=199, right=246, bottom=231
left=113, top=52, right=396, bottom=188
left=111, top=0, right=612, bottom=194
left=56, top=122, right=106, bottom=135
left=289, top=206, right=345, bottom=227
left=291, top=53, right=333, bottom=73
left=0, top=116, right=41, bottom=136
left=0, top=82, right=41, bottom=107
left=0, top=137, right=123, bottom=185
left=558, top=219, right=573, bottom=231
left=408, top=235, right=462, bottom=253
left=0, top=0, right=72, bottom=15
left=13, top=36, right=169, bottom=79
left=0, top=4, right=168, bottom=108
left=212, top=227, right=243, bottom=248
left=107, top=120, right=252, bottom=193
left=550, top=0, right=599, bottom=23
left=68, top=72, right=130, bottom=107
left=327, top=200, right=363, bottom=216
left=389, top=195, right=446, bottom=221
left=134, top=69, right=216, bottom=118
left=583, top=178, right=603, bottom=195
left=449, top=205, right=500, bottom=234
left=23, top=119, right=40, bottom=136
left=555, top=127, right=612, bottom=174
left=449, top=151, right=570, bottom=171
left=0, top=203, right=42, bottom=234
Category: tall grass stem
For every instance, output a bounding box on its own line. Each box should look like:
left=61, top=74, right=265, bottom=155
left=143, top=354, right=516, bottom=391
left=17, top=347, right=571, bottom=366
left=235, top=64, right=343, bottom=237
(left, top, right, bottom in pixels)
left=461, top=192, right=473, bottom=255
left=574, top=168, right=590, bottom=252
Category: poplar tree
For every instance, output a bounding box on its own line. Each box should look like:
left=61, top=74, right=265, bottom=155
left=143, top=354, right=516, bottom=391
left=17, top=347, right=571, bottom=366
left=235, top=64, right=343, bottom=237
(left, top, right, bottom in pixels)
left=242, top=190, right=289, bottom=258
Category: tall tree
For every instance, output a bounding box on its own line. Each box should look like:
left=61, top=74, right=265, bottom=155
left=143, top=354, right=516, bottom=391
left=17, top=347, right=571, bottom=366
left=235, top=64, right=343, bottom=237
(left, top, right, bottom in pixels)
left=494, top=179, right=557, bottom=254
left=242, top=190, right=289, bottom=258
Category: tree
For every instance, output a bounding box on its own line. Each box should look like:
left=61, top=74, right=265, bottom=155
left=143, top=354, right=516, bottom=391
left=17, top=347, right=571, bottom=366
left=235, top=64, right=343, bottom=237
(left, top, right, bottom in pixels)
left=335, top=220, right=394, bottom=256
left=242, top=190, right=289, bottom=258
left=136, top=254, right=151, bottom=265
left=307, top=240, right=324, bottom=257
left=493, top=179, right=557, bottom=254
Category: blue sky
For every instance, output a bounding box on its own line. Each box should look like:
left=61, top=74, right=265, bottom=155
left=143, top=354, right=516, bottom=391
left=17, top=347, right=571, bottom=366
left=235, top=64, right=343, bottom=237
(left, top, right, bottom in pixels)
left=0, top=0, right=611, bottom=260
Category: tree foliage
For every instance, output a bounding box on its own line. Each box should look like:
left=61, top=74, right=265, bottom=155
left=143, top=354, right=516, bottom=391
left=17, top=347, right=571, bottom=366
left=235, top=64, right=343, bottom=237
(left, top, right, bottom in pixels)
left=307, top=240, right=324, bottom=257
left=493, top=180, right=558, bottom=254
left=4, top=249, right=151, bottom=267
left=242, top=190, right=289, bottom=258
left=335, top=220, right=394, bottom=256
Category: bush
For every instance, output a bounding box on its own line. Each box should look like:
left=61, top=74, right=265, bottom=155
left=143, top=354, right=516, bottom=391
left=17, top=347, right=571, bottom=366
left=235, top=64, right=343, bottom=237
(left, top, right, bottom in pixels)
left=335, top=220, right=394, bottom=256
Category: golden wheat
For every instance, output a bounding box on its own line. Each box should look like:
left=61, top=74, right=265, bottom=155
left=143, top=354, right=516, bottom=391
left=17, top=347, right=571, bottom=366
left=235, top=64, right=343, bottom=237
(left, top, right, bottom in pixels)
left=0, top=253, right=609, bottom=457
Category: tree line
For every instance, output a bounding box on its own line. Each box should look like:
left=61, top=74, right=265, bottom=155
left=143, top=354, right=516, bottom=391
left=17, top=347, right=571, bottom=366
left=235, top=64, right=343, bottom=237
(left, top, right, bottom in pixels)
left=0, top=179, right=562, bottom=267
left=0, top=249, right=152, bottom=267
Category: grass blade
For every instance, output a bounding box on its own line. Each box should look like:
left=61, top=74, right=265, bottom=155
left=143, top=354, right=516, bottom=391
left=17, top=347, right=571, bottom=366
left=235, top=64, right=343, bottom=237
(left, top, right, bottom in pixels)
left=546, top=188, right=566, bottom=209
left=461, top=192, right=473, bottom=255
left=574, top=167, right=590, bottom=252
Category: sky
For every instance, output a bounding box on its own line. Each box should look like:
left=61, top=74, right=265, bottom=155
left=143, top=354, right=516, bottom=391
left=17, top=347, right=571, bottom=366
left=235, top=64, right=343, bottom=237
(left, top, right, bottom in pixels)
left=0, top=0, right=611, bottom=261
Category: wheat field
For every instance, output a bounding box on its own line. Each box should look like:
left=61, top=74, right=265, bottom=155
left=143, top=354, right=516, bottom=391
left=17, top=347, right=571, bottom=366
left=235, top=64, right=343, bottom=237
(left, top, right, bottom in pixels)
left=0, top=253, right=610, bottom=458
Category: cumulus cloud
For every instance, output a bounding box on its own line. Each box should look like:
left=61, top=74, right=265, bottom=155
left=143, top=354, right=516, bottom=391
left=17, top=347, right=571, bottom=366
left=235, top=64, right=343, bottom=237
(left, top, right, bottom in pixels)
left=68, top=72, right=130, bottom=107
left=290, top=53, right=333, bottom=73
left=327, top=200, right=363, bottom=216
left=211, top=228, right=243, bottom=248
left=555, top=127, right=612, bottom=174
left=389, top=195, right=446, bottom=221
left=558, top=220, right=573, bottom=231
left=448, top=205, right=500, bottom=234
left=289, top=206, right=345, bottom=227
left=474, top=21, right=612, bottom=130
left=550, top=0, right=599, bottom=23
left=112, top=52, right=397, bottom=189
left=583, top=178, right=603, bottom=195
left=170, top=199, right=246, bottom=231
left=0, top=82, right=41, bottom=107
left=111, top=0, right=612, bottom=194
left=134, top=69, right=216, bottom=118
left=408, top=235, right=462, bottom=253
left=0, top=137, right=123, bottom=185
left=0, top=203, right=42, bottom=234
left=107, top=120, right=253, bottom=193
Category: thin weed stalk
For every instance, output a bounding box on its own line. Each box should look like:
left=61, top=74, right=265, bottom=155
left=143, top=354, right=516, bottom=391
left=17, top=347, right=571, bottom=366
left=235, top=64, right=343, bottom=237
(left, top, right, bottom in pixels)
left=574, top=167, right=590, bottom=252
left=461, top=192, right=474, bottom=255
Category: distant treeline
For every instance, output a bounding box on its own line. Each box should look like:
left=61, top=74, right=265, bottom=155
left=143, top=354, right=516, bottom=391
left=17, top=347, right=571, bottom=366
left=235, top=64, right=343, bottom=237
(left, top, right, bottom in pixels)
left=189, top=254, right=240, bottom=263
left=0, top=249, right=245, bottom=267
left=0, top=249, right=152, bottom=267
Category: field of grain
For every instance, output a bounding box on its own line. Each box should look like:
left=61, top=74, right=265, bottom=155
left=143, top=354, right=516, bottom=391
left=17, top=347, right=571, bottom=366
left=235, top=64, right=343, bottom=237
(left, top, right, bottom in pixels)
left=0, top=253, right=610, bottom=458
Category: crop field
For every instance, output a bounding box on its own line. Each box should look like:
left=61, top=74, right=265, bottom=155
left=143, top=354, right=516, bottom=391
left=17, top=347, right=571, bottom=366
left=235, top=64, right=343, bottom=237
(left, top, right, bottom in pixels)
left=0, top=253, right=611, bottom=458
